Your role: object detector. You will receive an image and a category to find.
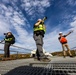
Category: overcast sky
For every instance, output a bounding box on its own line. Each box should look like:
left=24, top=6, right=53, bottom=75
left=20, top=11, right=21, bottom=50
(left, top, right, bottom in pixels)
left=0, top=0, right=76, bottom=53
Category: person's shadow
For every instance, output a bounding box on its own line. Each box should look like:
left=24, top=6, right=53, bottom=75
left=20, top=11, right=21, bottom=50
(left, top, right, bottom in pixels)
left=4, top=65, right=69, bottom=75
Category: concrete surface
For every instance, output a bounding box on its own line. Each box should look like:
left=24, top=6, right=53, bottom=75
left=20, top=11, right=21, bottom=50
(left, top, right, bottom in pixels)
left=0, top=56, right=76, bottom=75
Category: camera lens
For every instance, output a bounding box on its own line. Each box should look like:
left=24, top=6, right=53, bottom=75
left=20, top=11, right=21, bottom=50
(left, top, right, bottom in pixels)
left=4, top=33, right=7, bottom=35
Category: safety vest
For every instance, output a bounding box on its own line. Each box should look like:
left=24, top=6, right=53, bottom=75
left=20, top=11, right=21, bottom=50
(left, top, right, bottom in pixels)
left=5, top=38, right=13, bottom=42
left=60, top=37, right=67, bottom=43
left=34, top=24, right=46, bottom=32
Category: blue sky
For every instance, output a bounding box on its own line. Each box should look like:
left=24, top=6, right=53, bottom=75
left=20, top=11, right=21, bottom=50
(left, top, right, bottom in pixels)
left=0, top=0, right=76, bottom=53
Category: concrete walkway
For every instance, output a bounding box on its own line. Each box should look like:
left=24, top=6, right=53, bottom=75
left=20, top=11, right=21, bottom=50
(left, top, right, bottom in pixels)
left=0, top=57, right=76, bottom=75
left=0, top=58, right=42, bottom=75
left=50, top=56, right=76, bottom=63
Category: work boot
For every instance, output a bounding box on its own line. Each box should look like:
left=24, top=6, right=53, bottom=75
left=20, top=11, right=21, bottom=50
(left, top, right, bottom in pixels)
left=34, top=56, right=41, bottom=61
left=69, top=55, right=74, bottom=58
left=63, top=55, right=66, bottom=58
left=40, top=58, right=51, bottom=62
left=40, top=56, right=51, bottom=62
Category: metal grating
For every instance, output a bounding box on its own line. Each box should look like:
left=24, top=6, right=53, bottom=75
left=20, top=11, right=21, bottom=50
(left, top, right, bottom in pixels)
left=29, top=63, right=76, bottom=75
left=3, top=63, right=76, bottom=75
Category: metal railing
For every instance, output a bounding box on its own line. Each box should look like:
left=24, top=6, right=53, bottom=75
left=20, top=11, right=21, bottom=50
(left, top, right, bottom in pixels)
left=0, top=43, right=32, bottom=59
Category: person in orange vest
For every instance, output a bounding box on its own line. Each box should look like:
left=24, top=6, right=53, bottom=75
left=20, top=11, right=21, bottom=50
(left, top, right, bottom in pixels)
left=58, top=31, right=73, bottom=58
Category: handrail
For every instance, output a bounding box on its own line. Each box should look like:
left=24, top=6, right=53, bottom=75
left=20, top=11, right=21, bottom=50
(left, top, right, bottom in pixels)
left=0, top=42, right=33, bottom=60
left=0, top=48, right=18, bottom=52
left=0, top=43, right=32, bottom=58
left=0, top=42, right=32, bottom=51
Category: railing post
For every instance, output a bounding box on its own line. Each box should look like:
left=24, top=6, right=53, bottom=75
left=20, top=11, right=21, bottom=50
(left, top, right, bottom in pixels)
left=29, top=63, right=33, bottom=67
left=16, top=51, right=18, bottom=59
left=75, top=50, right=76, bottom=56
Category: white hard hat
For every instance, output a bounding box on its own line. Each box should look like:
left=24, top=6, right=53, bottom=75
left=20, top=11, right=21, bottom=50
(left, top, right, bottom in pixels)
left=59, top=32, right=63, bottom=34
left=37, top=19, right=42, bottom=21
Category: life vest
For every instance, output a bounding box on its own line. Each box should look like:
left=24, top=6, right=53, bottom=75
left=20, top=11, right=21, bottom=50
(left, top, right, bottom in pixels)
left=60, top=37, right=67, bottom=43
left=34, top=24, right=46, bottom=33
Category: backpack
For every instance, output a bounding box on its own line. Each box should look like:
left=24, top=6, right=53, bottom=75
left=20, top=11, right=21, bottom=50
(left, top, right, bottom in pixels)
left=11, top=36, right=15, bottom=44
left=60, top=37, right=67, bottom=43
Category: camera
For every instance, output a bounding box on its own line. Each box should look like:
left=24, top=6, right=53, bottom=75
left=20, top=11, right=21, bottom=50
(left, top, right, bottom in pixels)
left=4, top=33, right=7, bottom=35
left=43, top=17, right=47, bottom=21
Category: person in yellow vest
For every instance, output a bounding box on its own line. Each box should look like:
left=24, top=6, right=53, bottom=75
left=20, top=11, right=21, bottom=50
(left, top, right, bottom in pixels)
left=0, top=32, right=15, bottom=58
left=33, top=18, right=49, bottom=61
left=58, top=31, right=73, bottom=58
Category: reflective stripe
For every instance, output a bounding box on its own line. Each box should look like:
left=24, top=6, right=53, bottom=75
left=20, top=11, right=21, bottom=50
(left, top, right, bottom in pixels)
left=34, top=27, right=39, bottom=31
left=5, top=38, right=12, bottom=41
left=34, top=24, right=46, bottom=32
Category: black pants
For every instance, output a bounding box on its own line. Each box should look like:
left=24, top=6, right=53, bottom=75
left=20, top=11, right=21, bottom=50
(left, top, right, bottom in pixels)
left=4, top=43, right=11, bottom=58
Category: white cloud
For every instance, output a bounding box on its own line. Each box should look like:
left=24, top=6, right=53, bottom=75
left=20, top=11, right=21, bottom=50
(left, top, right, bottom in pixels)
left=13, top=13, right=25, bottom=25
left=0, top=1, right=35, bottom=53
left=21, top=0, right=51, bottom=18
left=40, top=0, right=51, bottom=7
left=70, top=17, right=76, bottom=31
left=43, top=28, right=62, bottom=52
left=73, top=16, right=76, bottom=20
left=0, top=3, right=7, bottom=10
left=0, top=0, right=76, bottom=54
left=66, top=18, right=76, bottom=49
left=0, top=15, right=11, bottom=35
left=46, top=17, right=76, bottom=53
left=67, top=0, right=76, bottom=6
left=1, top=0, right=10, bottom=3
left=42, top=16, right=76, bottom=53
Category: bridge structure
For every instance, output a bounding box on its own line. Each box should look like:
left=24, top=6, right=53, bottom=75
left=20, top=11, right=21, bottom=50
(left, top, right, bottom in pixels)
left=0, top=43, right=76, bottom=75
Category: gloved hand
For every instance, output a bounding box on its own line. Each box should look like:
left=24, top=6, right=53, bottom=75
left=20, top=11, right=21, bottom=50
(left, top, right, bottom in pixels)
left=11, top=44, right=13, bottom=46
left=0, top=40, right=4, bottom=43
left=0, top=41, right=2, bottom=43
left=70, top=30, right=73, bottom=33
